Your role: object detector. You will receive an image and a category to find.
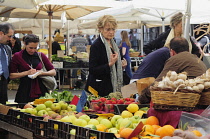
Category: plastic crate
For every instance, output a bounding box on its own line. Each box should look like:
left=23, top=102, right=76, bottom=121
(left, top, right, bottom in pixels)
left=0, top=113, right=10, bottom=122
left=63, top=61, right=80, bottom=68
left=114, top=104, right=150, bottom=117
left=34, top=119, right=49, bottom=138
left=79, top=127, right=116, bottom=139
left=48, top=119, right=80, bottom=139
left=23, top=113, right=43, bottom=132
left=9, top=109, right=25, bottom=127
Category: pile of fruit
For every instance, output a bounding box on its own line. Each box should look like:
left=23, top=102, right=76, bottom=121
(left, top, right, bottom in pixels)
left=90, top=97, right=137, bottom=113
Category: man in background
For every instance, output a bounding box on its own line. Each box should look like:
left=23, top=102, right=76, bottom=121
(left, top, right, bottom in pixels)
left=0, top=22, right=14, bottom=105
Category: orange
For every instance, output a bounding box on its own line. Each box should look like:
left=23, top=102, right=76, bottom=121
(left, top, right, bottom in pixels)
left=142, top=136, right=152, bottom=139
left=146, top=116, right=159, bottom=125
left=152, top=137, right=161, bottom=139
left=130, top=137, right=139, bottom=139
left=152, top=125, right=161, bottom=134
left=140, top=125, right=155, bottom=136
left=96, top=124, right=107, bottom=132
left=119, top=128, right=133, bottom=139
left=155, top=125, right=175, bottom=138
left=192, top=130, right=202, bottom=137
left=115, top=134, right=120, bottom=138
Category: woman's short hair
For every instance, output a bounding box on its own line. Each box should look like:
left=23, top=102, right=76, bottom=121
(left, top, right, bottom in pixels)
left=24, top=34, right=39, bottom=45
left=97, top=15, right=117, bottom=32
left=170, top=12, right=183, bottom=29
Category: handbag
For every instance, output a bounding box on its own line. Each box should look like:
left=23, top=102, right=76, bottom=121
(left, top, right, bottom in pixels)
left=38, top=52, right=57, bottom=90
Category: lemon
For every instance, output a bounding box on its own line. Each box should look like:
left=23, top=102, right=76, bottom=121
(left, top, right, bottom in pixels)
left=127, top=104, right=139, bottom=113
left=134, top=110, right=145, bottom=117
left=121, top=110, right=133, bottom=118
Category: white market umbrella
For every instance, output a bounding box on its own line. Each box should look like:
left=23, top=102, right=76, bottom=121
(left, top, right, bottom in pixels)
left=0, top=0, right=123, bottom=60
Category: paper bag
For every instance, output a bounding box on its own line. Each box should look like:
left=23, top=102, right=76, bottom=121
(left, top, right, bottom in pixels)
left=121, top=82, right=138, bottom=98
left=136, top=77, right=155, bottom=95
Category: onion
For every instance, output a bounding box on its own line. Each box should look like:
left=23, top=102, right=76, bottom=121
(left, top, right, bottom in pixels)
left=178, top=73, right=187, bottom=80
left=197, top=84, right=204, bottom=90
left=204, top=82, right=210, bottom=89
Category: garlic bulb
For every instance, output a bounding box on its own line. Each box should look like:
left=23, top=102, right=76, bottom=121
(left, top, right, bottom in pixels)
left=186, top=86, right=193, bottom=90
left=204, top=82, right=210, bottom=89
left=197, top=84, right=204, bottom=90
left=157, top=81, right=165, bottom=88
left=192, top=86, right=200, bottom=92
left=188, top=79, right=196, bottom=87
left=166, top=71, right=172, bottom=77
left=177, top=73, right=187, bottom=80
left=170, top=75, right=177, bottom=81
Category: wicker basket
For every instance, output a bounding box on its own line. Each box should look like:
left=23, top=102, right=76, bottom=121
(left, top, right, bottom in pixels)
left=129, top=52, right=140, bottom=57
left=198, top=91, right=210, bottom=105
left=151, top=90, right=201, bottom=111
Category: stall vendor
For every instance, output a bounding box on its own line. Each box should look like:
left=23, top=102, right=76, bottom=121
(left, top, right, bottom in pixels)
left=140, top=37, right=207, bottom=128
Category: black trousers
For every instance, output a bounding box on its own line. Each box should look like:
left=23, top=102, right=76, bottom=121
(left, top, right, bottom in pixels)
left=0, top=76, right=8, bottom=104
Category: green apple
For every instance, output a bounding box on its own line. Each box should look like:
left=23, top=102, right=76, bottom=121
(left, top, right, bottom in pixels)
left=20, top=109, right=26, bottom=112
left=37, top=110, right=48, bottom=116
left=51, top=103, right=61, bottom=113
left=129, top=115, right=141, bottom=124
left=68, top=105, right=77, bottom=111
left=84, top=124, right=97, bottom=130
left=46, top=108, right=52, bottom=112
left=60, top=115, right=77, bottom=123
left=108, top=128, right=118, bottom=134
left=97, top=116, right=108, bottom=122
left=119, top=118, right=133, bottom=129
left=44, top=100, right=53, bottom=108
left=60, top=110, right=68, bottom=116
left=58, top=101, right=65, bottom=105
left=48, top=111, right=56, bottom=117
left=100, top=119, right=112, bottom=128
left=79, top=115, right=90, bottom=122
left=25, top=108, right=37, bottom=115
left=70, top=129, right=76, bottom=135
left=36, top=104, right=46, bottom=111
left=110, top=115, right=122, bottom=127
left=73, top=119, right=87, bottom=127
left=139, top=118, right=147, bottom=125
left=88, top=119, right=99, bottom=126
left=61, top=103, right=68, bottom=110
left=115, top=118, right=124, bottom=129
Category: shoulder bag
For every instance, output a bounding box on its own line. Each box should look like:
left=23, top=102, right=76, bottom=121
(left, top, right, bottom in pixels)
left=38, top=52, right=57, bottom=90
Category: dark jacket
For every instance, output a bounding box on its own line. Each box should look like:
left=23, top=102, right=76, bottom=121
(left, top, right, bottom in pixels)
left=52, top=41, right=61, bottom=55
left=143, top=29, right=200, bottom=57
left=85, top=36, right=113, bottom=96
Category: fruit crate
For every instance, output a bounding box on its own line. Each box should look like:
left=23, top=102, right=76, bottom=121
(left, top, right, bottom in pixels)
left=48, top=119, right=80, bottom=139
left=6, top=103, right=27, bottom=126
left=79, top=126, right=116, bottom=139
left=0, top=113, right=10, bottom=122
left=23, top=113, right=43, bottom=132
left=114, top=104, right=150, bottom=117
left=34, top=119, right=48, bottom=139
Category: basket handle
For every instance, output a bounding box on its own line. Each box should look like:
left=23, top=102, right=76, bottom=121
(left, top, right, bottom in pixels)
left=173, top=84, right=185, bottom=94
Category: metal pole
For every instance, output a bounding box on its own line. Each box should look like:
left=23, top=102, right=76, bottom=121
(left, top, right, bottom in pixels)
left=140, top=24, right=144, bottom=56
left=42, top=19, right=44, bottom=39
left=67, top=20, right=70, bottom=55
left=48, top=8, right=53, bottom=61
left=161, top=17, right=165, bottom=32
left=183, top=0, right=191, bottom=41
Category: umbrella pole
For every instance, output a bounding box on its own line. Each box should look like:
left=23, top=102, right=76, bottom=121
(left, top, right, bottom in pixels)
left=48, top=10, right=53, bottom=61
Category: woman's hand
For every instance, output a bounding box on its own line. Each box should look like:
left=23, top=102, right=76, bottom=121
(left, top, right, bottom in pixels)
left=122, top=58, right=127, bottom=69
left=109, top=52, right=118, bottom=66
left=28, top=68, right=37, bottom=75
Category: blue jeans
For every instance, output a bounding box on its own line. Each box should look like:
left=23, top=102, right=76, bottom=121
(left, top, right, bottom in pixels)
left=125, top=59, right=133, bottom=79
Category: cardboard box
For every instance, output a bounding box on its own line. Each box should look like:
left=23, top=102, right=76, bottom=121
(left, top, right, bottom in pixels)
left=52, top=61, right=63, bottom=68
left=0, top=104, right=11, bottom=115
left=136, top=77, right=155, bottom=95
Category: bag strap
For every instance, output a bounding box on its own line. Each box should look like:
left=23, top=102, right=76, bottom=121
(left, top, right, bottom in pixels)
left=38, top=52, right=46, bottom=70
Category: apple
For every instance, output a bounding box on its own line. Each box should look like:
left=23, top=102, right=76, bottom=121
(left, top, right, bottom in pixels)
left=61, top=103, right=68, bottom=110
left=23, top=103, right=34, bottom=109
left=97, top=116, right=108, bottom=122
left=73, top=119, right=87, bottom=127
left=88, top=119, right=99, bottom=126
left=55, top=115, right=62, bottom=120
left=25, top=108, right=37, bottom=115
left=139, top=119, right=147, bottom=125
left=68, top=105, right=76, bottom=111
left=48, top=111, right=56, bottom=117
left=20, top=109, right=26, bottom=113
left=129, top=115, right=141, bottom=124
left=70, top=129, right=76, bottom=135
left=79, top=115, right=90, bottom=122
left=100, top=119, right=112, bottom=128
left=37, top=110, right=48, bottom=116
left=115, top=118, right=124, bottom=129
left=51, top=103, right=61, bottom=113
left=44, top=100, right=53, bottom=108
left=110, top=115, right=122, bottom=127
left=36, top=104, right=46, bottom=111
left=84, top=124, right=97, bottom=130
left=46, top=108, right=52, bottom=112
left=60, top=110, right=68, bottom=116
left=108, top=128, right=118, bottom=134
left=119, top=118, right=133, bottom=129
